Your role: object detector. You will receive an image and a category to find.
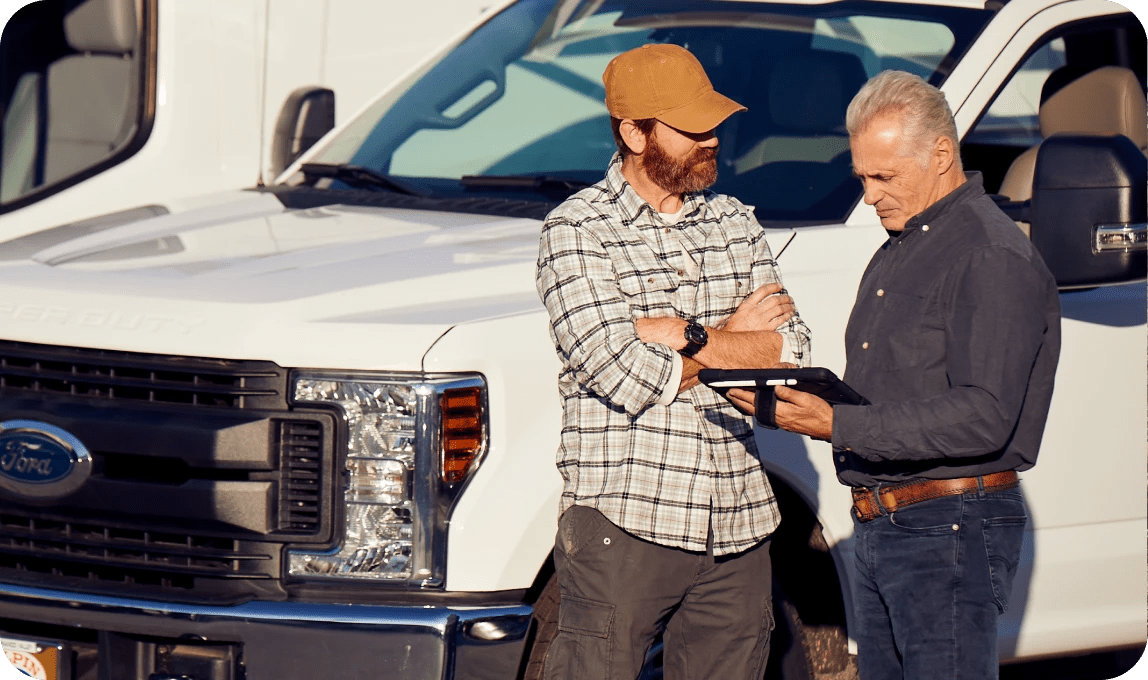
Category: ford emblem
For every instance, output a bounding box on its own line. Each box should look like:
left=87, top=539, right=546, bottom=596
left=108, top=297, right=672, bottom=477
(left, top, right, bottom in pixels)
left=0, top=420, right=92, bottom=501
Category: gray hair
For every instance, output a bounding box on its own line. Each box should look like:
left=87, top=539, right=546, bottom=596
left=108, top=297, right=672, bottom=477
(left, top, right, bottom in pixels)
left=846, top=70, right=961, bottom=169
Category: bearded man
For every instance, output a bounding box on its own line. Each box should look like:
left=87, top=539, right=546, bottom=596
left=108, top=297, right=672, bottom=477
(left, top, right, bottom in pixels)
left=535, top=43, right=811, bottom=680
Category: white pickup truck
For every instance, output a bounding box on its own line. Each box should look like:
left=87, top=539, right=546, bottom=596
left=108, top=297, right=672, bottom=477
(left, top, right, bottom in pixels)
left=0, top=0, right=1143, bottom=678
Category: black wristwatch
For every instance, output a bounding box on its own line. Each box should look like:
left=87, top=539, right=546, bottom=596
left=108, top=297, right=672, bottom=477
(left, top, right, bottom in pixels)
left=681, top=321, right=708, bottom=358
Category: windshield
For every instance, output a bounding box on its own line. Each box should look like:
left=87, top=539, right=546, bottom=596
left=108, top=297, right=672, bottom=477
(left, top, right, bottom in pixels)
left=298, top=0, right=993, bottom=224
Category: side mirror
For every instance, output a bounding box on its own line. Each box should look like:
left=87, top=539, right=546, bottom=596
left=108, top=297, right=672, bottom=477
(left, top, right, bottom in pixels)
left=1029, top=133, right=1146, bottom=289
left=270, top=87, right=335, bottom=177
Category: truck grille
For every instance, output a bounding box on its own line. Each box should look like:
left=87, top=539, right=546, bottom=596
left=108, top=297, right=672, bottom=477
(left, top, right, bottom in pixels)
left=0, top=342, right=339, bottom=603
left=0, top=340, right=286, bottom=410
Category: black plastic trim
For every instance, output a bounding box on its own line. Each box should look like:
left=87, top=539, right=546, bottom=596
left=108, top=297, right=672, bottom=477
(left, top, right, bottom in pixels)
left=262, top=184, right=560, bottom=221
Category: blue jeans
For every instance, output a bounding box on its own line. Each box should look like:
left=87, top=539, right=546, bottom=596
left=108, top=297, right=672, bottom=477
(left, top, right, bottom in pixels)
left=852, top=488, right=1027, bottom=680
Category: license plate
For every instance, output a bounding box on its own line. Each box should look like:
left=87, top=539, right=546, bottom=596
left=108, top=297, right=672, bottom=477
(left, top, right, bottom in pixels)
left=2, top=636, right=61, bottom=680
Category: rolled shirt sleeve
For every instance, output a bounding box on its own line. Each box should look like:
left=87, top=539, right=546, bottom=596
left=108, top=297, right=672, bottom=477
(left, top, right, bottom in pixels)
left=537, top=216, right=677, bottom=417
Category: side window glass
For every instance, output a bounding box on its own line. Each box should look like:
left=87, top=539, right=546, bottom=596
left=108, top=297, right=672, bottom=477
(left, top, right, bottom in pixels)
left=975, top=39, right=1066, bottom=149
left=0, top=0, right=149, bottom=206
left=963, top=16, right=1146, bottom=197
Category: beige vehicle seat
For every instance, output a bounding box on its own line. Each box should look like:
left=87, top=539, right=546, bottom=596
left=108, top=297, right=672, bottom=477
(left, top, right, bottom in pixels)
left=44, top=0, right=139, bottom=185
left=998, top=65, right=1147, bottom=204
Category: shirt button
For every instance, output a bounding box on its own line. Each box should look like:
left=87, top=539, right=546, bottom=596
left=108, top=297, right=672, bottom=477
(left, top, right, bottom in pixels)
left=877, top=289, right=884, bottom=297
left=862, top=341, right=869, bottom=349
left=736, top=281, right=742, bottom=288
left=647, top=277, right=654, bottom=284
left=838, top=455, right=846, bottom=462
left=676, top=270, right=683, bottom=276
left=664, top=228, right=671, bottom=233
left=922, top=224, right=930, bottom=232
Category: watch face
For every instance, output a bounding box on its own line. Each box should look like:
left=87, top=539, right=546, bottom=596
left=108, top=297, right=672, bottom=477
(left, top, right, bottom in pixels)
left=685, top=323, right=708, bottom=345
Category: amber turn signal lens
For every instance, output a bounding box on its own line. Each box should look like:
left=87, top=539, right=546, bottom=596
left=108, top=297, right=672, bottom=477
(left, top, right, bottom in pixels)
left=441, top=387, right=484, bottom=483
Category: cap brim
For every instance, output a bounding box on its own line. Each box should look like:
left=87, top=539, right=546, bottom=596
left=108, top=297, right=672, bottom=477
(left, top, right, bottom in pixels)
left=655, top=90, right=747, bottom=134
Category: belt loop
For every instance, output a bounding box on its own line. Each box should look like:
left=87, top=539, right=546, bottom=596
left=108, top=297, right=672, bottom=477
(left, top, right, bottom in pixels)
left=976, top=475, right=985, bottom=497
left=871, top=486, right=887, bottom=516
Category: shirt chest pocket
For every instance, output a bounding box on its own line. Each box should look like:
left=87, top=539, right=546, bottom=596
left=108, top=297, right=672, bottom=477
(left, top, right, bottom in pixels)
left=616, top=269, right=680, bottom=311
left=697, top=243, right=750, bottom=322
left=879, top=291, right=936, bottom=367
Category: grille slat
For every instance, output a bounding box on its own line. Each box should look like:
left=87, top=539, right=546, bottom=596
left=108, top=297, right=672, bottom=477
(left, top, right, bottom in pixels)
left=0, top=341, right=287, bottom=410
left=0, top=365, right=279, bottom=396
left=0, top=524, right=264, bottom=563
left=0, top=511, right=272, bottom=581
left=279, top=420, right=324, bottom=533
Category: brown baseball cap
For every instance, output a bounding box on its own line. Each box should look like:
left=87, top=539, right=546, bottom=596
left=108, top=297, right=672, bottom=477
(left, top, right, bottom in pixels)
left=603, top=44, right=746, bottom=134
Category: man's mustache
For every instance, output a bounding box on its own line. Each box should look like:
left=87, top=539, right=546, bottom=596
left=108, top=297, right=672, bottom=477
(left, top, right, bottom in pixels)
left=690, top=147, right=718, bottom=163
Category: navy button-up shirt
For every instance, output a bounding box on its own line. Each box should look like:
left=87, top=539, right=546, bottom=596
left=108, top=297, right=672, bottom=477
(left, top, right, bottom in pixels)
left=832, top=172, right=1061, bottom=487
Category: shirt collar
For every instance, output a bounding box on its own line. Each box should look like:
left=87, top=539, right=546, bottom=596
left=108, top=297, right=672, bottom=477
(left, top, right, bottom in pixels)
left=602, top=153, right=709, bottom=226
left=901, top=171, right=986, bottom=235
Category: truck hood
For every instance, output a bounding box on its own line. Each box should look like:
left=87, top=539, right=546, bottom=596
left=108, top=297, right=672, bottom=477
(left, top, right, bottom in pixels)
left=0, top=192, right=546, bottom=370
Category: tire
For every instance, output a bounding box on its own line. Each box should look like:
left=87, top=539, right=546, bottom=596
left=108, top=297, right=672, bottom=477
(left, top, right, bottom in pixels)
left=766, top=583, right=816, bottom=680
left=518, top=574, right=815, bottom=680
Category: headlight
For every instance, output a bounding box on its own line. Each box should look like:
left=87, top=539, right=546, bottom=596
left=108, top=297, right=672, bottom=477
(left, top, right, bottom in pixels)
left=286, top=373, right=487, bottom=586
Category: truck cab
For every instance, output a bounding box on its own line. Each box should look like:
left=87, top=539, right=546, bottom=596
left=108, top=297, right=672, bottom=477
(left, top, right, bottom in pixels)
left=0, top=0, right=1143, bottom=678
left=0, top=0, right=489, bottom=240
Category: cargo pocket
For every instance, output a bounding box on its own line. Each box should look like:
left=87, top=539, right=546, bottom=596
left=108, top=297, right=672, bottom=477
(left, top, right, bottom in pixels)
left=751, top=596, right=776, bottom=677
left=545, top=594, right=615, bottom=679
left=982, top=516, right=1027, bottom=613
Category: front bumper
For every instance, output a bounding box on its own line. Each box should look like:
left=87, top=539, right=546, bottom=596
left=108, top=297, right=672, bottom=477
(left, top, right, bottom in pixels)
left=0, top=583, right=532, bottom=680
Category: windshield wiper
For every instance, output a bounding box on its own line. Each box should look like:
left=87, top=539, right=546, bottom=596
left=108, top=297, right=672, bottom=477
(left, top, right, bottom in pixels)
left=460, top=174, right=593, bottom=193
left=301, top=163, right=425, bottom=197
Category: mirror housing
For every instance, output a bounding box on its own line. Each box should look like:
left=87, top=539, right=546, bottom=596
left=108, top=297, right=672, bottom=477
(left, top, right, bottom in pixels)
left=271, top=87, right=335, bottom=177
left=1029, top=133, right=1146, bottom=289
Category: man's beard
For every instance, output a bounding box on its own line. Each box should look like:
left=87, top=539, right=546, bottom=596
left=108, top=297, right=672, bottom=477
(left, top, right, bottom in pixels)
left=641, top=137, right=718, bottom=194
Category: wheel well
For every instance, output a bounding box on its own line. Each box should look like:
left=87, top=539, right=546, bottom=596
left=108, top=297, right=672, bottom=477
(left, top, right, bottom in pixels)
left=521, top=552, right=555, bottom=607
left=768, top=473, right=852, bottom=676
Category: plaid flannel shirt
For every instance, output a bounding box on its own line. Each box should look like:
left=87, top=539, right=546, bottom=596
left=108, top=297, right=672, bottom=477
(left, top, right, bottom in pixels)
left=536, top=154, right=812, bottom=555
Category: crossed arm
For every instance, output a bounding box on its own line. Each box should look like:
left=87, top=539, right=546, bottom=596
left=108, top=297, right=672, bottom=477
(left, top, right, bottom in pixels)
left=635, top=283, right=797, bottom=393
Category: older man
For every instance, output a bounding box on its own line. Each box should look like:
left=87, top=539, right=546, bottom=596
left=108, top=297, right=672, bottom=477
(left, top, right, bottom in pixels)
left=759, top=71, right=1061, bottom=679
left=535, top=43, right=810, bottom=680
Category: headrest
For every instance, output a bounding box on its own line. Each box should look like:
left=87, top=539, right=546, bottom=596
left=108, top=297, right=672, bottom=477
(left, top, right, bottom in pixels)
left=1040, top=66, right=1147, bottom=150
left=64, top=0, right=137, bottom=54
left=767, top=51, right=867, bottom=132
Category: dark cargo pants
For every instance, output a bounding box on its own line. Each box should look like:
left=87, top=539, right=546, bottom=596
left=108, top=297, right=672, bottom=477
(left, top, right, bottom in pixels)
left=544, top=505, right=773, bottom=680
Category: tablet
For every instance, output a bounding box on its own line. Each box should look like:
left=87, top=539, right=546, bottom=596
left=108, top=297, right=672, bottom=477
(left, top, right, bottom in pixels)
left=698, top=367, right=867, bottom=406
left=698, top=367, right=867, bottom=429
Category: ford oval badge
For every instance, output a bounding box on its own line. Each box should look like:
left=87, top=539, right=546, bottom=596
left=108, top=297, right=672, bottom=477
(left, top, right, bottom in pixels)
left=0, top=420, right=92, bottom=501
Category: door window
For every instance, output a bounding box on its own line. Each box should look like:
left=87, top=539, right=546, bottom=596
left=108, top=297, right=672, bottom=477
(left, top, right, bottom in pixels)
left=962, top=16, right=1146, bottom=195
left=0, top=0, right=154, bottom=207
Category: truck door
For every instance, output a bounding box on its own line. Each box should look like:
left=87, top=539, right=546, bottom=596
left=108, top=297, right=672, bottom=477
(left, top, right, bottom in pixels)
left=955, top=2, right=1147, bottom=658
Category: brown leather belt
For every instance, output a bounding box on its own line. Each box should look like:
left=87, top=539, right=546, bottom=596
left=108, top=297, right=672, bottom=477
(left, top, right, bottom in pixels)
left=851, top=470, right=1019, bottom=522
